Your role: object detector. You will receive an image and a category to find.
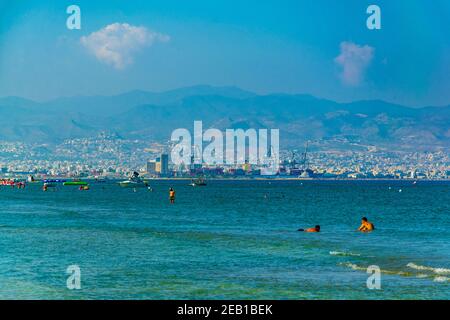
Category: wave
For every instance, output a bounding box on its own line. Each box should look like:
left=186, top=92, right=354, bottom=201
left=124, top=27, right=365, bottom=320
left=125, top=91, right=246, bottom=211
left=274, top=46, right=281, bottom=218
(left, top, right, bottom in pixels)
left=330, top=251, right=361, bottom=257
left=413, top=274, right=449, bottom=282
left=406, top=263, right=450, bottom=275
left=340, top=262, right=365, bottom=271
left=433, top=276, right=450, bottom=283
left=340, top=262, right=411, bottom=276
left=340, top=262, right=450, bottom=283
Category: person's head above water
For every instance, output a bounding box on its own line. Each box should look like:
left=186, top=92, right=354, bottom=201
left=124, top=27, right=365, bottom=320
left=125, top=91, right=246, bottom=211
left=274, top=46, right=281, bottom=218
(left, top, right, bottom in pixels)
left=297, top=225, right=320, bottom=232
left=169, top=187, right=173, bottom=191
left=358, top=216, right=374, bottom=232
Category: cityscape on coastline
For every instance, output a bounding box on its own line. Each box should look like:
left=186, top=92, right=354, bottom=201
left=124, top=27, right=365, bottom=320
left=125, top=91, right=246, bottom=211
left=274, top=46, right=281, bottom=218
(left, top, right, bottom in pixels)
left=0, top=132, right=448, bottom=180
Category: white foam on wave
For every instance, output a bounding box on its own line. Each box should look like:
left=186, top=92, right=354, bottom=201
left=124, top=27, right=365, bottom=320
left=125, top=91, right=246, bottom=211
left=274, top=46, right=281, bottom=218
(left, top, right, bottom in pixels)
left=330, top=251, right=361, bottom=257
left=407, top=263, right=450, bottom=275
left=340, top=262, right=450, bottom=283
left=340, top=263, right=410, bottom=276
left=341, top=262, right=364, bottom=271
left=433, top=276, right=450, bottom=283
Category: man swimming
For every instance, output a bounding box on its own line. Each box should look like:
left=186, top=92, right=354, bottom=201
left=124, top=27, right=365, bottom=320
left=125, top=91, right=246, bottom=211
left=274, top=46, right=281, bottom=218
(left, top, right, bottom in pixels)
left=298, top=225, right=320, bottom=232
left=358, top=217, right=375, bottom=232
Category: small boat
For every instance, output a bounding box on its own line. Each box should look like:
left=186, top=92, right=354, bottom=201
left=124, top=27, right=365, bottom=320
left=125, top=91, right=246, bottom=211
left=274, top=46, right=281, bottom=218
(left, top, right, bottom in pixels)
left=94, top=176, right=107, bottom=183
left=119, top=180, right=149, bottom=188
left=190, top=177, right=207, bottom=186
left=1, top=179, right=15, bottom=186
left=44, top=179, right=66, bottom=184
left=43, top=182, right=56, bottom=188
left=63, top=181, right=88, bottom=186
left=15, top=181, right=26, bottom=189
left=119, top=172, right=148, bottom=188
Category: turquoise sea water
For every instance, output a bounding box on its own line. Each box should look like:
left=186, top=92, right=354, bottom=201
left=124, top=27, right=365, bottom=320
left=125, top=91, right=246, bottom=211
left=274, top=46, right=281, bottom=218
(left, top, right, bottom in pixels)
left=0, top=180, right=448, bottom=299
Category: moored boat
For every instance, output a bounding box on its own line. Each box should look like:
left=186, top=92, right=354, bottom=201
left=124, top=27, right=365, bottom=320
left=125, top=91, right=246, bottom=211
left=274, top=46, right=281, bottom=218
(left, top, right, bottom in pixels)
left=190, top=177, right=207, bottom=186
left=63, top=181, right=88, bottom=186
left=119, top=172, right=148, bottom=188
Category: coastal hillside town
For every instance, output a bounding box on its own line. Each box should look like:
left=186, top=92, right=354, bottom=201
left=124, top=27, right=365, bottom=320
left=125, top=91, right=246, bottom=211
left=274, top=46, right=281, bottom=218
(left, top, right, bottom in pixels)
left=0, top=133, right=448, bottom=180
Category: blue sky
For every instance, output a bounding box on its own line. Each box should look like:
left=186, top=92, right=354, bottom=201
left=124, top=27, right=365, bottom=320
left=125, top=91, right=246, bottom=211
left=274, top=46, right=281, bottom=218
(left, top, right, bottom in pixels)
left=0, top=0, right=449, bottom=106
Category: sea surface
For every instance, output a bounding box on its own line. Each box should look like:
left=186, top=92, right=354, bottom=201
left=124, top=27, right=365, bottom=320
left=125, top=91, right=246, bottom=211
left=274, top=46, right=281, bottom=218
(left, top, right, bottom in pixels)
left=0, top=179, right=449, bottom=299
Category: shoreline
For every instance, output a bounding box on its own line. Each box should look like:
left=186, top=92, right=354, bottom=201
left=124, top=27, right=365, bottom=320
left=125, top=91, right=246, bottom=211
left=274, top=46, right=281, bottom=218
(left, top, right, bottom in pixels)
left=146, top=177, right=450, bottom=182
left=2, top=176, right=450, bottom=182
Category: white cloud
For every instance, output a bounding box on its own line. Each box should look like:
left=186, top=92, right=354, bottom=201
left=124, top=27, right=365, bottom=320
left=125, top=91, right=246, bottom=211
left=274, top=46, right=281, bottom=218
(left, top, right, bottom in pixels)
left=334, top=41, right=374, bottom=86
left=80, top=23, right=170, bottom=69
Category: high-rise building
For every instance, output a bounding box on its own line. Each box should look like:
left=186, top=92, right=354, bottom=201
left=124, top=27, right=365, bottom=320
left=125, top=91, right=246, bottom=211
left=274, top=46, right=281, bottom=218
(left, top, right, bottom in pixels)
left=147, top=154, right=170, bottom=176
left=156, top=161, right=161, bottom=173
left=160, top=153, right=169, bottom=176
left=147, top=160, right=157, bottom=175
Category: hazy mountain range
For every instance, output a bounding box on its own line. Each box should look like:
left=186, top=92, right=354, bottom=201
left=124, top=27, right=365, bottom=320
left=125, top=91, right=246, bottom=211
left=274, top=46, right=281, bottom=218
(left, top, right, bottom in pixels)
left=0, top=85, right=449, bottom=151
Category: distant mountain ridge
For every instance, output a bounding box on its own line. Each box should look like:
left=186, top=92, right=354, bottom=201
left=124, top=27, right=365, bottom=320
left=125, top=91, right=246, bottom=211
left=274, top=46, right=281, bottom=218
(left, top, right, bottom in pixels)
left=0, top=85, right=449, bottom=151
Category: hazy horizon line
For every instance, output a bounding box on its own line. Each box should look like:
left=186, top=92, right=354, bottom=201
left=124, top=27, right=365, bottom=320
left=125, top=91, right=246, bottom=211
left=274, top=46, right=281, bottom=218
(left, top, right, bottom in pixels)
left=1, top=84, right=449, bottom=109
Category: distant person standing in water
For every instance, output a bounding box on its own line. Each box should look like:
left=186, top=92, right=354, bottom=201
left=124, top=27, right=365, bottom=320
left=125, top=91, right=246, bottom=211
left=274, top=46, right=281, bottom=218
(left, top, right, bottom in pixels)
left=358, top=217, right=375, bottom=232
left=169, top=187, right=175, bottom=204
left=298, top=225, right=320, bottom=232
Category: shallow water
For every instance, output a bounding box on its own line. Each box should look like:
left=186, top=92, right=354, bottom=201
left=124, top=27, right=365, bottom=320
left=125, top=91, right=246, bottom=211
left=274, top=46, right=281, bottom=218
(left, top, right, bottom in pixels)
left=0, top=180, right=448, bottom=299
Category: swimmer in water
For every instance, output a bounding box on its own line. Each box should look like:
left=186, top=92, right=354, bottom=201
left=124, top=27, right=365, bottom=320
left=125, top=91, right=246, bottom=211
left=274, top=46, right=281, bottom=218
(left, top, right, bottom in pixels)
left=358, top=217, right=375, bottom=232
left=298, top=225, right=320, bottom=232
left=169, top=187, right=175, bottom=203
